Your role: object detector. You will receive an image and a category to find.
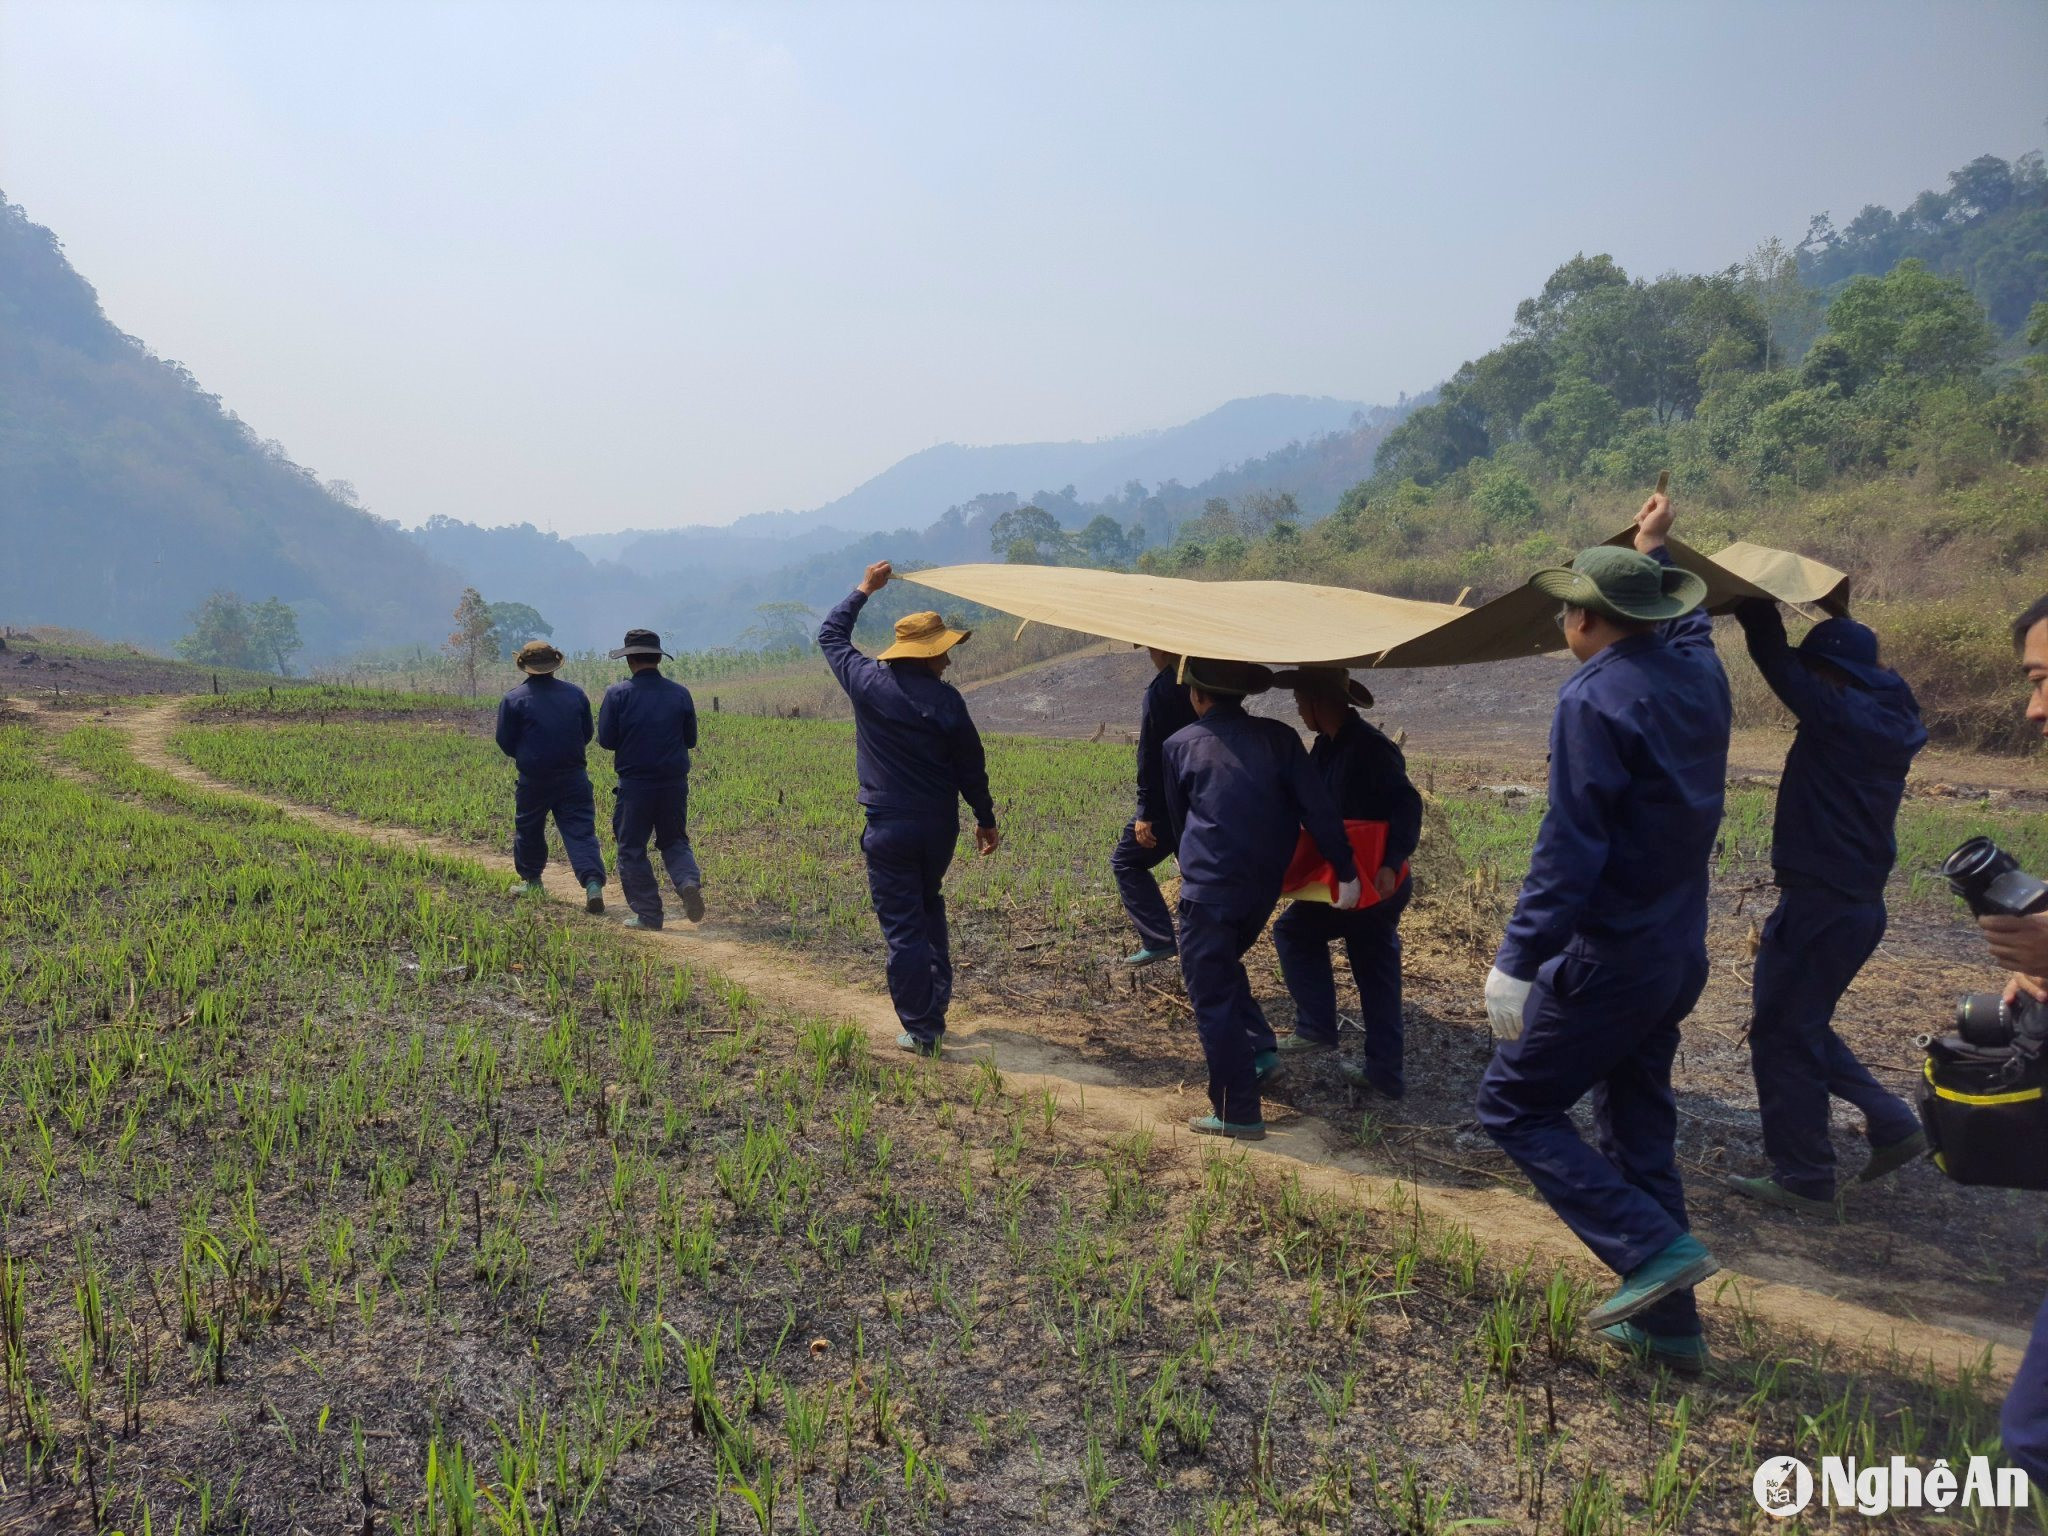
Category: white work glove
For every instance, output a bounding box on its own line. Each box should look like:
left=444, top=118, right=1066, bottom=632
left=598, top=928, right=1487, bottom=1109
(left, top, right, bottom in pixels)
left=1484, top=965, right=1532, bottom=1043
left=1334, top=877, right=1362, bottom=911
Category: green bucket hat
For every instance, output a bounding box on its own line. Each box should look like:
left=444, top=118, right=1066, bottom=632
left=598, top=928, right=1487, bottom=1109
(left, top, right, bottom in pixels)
left=1530, top=546, right=1707, bottom=624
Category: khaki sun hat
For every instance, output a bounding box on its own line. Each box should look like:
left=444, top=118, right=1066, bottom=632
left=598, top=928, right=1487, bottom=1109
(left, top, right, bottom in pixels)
left=878, top=611, right=972, bottom=661
left=515, top=640, right=565, bottom=674
left=1530, top=545, right=1707, bottom=625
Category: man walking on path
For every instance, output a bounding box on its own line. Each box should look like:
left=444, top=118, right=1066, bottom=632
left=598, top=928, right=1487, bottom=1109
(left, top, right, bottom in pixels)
left=1113, top=647, right=1197, bottom=967
left=1268, top=667, right=1421, bottom=1099
left=495, top=640, right=607, bottom=913
left=597, top=629, right=703, bottom=930
left=1163, top=658, right=1360, bottom=1141
left=820, top=561, right=1000, bottom=1057
left=1475, top=491, right=1729, bottom=1376
left=1726, top=597, right=1929, bottom=1215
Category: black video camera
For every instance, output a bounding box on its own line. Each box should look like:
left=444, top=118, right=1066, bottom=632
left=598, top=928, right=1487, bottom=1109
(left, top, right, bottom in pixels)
left=1917, top=838, right=2048, bottom=1191
left=1941, top=837, right=2048, bottom=1049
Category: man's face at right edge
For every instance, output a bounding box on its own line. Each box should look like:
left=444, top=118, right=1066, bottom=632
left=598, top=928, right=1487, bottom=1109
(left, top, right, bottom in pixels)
left=2025, top=618, right=2048, bottom=740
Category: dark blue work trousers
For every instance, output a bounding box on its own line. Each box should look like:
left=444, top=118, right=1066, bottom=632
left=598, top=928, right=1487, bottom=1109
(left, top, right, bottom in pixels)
left=1477, top=949, right=1709, bottom=1337
left=1111, top=822, right=1178, bottom=954
left=513, top=772, right=604, bottom=887
left=1273, top=880, right=1410, bottom=1095
left=613, top=779, right=700, bottom=927
left=2006, top=1291, right=2048, bottom=1497
left=1178, top=897, right=1279, bottom=1125
left=863, top=814, right=957, bottom=1045
left=1748, top=885, right=1921, bottom=1199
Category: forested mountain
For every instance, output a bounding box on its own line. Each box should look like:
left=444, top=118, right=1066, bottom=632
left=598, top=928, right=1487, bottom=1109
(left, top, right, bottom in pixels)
left=0, top=194, right=460, bottom=654
left=1798, top=151, right=2048, bottom=333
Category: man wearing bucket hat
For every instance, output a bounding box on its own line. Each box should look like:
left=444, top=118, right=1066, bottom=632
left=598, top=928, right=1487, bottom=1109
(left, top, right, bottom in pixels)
left=494, top=640, right=607, bottom=913
left=1265, top=666, right=1421, bottom=1099
left=1162, top=657, right=1361, bottom=1140
left=819, top=562, right=999, bottom=1057
left=1723, top=597, right=1929, bottom=1217
left=1112, top=647, right=1199, bottom=968
left=1474, top=490, right=1730, bottom=1375
left=597, top=629, right=703, bottom=929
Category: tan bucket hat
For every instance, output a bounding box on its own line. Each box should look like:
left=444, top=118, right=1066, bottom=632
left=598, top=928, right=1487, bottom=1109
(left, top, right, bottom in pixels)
left=515, top=640, right=565, bottom=674
left=878, top=611, right=972, bottom=661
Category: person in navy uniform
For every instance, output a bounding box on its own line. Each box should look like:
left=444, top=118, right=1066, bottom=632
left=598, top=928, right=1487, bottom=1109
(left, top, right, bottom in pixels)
left=1267, top=667, right=1422, bottom=1099
left=597, top=629, right=703, bottom=930
left=1725, top=597, right=1929, bottom=1215
left=494, top=640, right=607, bottom=913
left=1113, top=647, right=1198, bottom=967
left=819, top=561, right=1000, bottom=1056
left=1162, top=657, right=1360, bottom=1141
left=1475, top=491, right=1729, bottom=1376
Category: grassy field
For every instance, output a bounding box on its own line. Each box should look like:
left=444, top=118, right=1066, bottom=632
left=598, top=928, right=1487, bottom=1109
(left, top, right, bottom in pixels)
left=169, top=690, right=2048, bottom=957
left=2, top=715, right=2034, bottom=1533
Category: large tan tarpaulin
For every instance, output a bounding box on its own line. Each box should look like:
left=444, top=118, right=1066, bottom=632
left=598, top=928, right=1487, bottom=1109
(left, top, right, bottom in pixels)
left=900, top=528, right=1847, bottom=671
left=899, top=563, right=1470, bottom=668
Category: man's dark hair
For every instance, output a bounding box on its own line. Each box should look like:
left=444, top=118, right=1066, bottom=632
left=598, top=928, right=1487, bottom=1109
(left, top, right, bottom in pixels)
left=2015, top=595, right=2048, bottom=654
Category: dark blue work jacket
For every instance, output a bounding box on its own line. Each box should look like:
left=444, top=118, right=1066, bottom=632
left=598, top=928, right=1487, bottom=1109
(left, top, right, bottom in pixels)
left=1495, top=555, right=1731, bottom=980
left=1135, top=665, right=1199, bottom=824
left=819, top=590, right=997, bottom=827
left=597, top=671, right=698, bottom=783
left=1736, top=603, right=1926, bottom=901
left=494, top=675, right=593, bottom=779
left=1312, top=712, right=1424, bottom=869
left=1162, top=703, right=1358, bottom=915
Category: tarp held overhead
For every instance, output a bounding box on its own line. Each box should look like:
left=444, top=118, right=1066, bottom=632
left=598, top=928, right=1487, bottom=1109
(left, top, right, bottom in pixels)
left=899, top=528, right=1848, bottom=671
left=900, top=563, right=1470, bottom=669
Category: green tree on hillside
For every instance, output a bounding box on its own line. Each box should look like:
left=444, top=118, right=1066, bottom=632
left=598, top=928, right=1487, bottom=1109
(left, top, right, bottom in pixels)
left=176, top=591, right=259, bottom=671
left=989, top=505, right=1065, bottom=564
left=740, top=601, right=814, bottom=651
left=1815, top=260, right=1996, bottom=391
left=1074, top=515, right=1136, bottom=567
left=484, top=601, right=552, bottom=654
left=446, top=588, right=498, bottom=696
left=248, top=597, right=304, bottom=677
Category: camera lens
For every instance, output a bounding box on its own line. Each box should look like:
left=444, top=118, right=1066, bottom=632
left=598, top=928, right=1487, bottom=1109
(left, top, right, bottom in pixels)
left=1955, top=992, right=2014, bottom=1048
left=1943, top=837, right=2007, bottom=885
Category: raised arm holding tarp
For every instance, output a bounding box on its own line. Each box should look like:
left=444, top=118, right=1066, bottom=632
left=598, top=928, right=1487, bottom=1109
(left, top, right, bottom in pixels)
left=1723, top=596, right=1930, bottom=1216
left=820, top=561, right=998, bottom=1057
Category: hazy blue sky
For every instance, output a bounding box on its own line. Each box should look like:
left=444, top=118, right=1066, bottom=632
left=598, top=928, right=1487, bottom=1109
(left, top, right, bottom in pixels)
left=4, top=1, right=2045, bottom=535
